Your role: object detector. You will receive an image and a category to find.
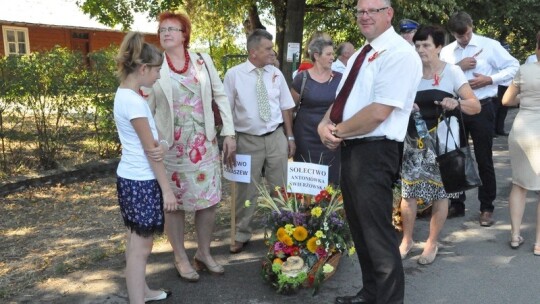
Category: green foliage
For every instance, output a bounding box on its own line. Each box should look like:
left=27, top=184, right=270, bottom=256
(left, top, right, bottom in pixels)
left=85, top=46, right=121, bottom=157
left=0, top=47, right=88, bottom=169
left=0, top=47, right=120, bottom=174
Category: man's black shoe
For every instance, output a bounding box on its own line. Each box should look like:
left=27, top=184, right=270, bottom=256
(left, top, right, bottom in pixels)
left=335, top=293, right=373, bottom=304
left=496, top=131, right=509, bottom=136
left=448, top=204, right=465, bottom=218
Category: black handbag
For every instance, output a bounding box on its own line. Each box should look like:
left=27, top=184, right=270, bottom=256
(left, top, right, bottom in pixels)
left=435, top=109, right=482, bottom=193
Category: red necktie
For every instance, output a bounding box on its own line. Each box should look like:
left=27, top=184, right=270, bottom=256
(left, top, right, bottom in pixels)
left=329, top=44, right=373, bottom=124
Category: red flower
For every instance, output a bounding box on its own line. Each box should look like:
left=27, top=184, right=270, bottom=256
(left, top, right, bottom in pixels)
left=368, top=49, right=386, bottom=62
left=171, top=172, right=181, bottom=188
left=315, top=194, right=322, bottom=203
left=197, top=172, right=206, bottom=182
left=189, top=148, right=202, bottom=163
left=174, top=128, right=182, bottom=141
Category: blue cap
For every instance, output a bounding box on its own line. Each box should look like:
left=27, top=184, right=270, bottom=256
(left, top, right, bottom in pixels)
left=399, top=19, right=419, bottom=33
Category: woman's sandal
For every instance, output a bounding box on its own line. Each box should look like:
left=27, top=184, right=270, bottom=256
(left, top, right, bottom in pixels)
left=534, top=243, right=540, bottom=256
left=192, top=256, right=225, bottom=275
left=418, top=246, right=438, bottom=265
left=399, top=242, right=413, bottom=260
left=174, top=261, right=199, bottom=282
left=509, top=235, right=524, bottom=249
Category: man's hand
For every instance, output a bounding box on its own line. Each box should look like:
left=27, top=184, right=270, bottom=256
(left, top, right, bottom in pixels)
left=287, top=140, right=296, bottom=158
left=318, top=120, right=342, bottom=151
left=469, top=72, right=492, bottom=90
left=457, top=57, right=477, bottom=71
left=222, top=136, right=237, bottom=169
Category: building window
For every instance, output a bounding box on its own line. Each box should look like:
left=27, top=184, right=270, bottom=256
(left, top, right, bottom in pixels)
left=2, top=26, right=30, bottom=55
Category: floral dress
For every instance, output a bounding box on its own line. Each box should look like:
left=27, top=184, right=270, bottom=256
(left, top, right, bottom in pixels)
left=401, top=64, right=464, bottom=203
left=163, top=66, right=221, bottom=211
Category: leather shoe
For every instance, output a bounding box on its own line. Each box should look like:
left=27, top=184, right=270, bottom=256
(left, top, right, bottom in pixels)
left=335, top=293, right=373, bottom=304
left=447, top=204, right=465, bottom=218
left=229, top=241, right=248, bottom=254
left=479, top=211, right=494, bottom=227
left=496, top=131, right=509, bottom=136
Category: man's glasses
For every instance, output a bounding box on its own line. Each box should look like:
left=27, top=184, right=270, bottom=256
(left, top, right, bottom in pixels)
left=355, top=7, right=389, bottom=17
left=158, top=27, right=185, bottom=34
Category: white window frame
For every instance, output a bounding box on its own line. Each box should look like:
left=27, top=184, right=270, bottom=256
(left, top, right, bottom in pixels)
left=2, top=26, right=30, bottom=55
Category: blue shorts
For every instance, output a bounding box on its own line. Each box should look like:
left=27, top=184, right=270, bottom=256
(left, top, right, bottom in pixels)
left=116, top=176, right=164, bottom=237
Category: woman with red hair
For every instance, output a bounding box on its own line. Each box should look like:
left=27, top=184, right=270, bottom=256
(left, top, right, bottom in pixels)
left=146, top=11, right=236, bottom=282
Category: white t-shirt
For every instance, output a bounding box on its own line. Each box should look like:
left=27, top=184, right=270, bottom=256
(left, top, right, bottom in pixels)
left=114, top=88, right=158, bottom=180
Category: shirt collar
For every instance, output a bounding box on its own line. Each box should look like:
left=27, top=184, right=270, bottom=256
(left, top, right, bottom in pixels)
left=369, top=27, right=396, bottom=52
left=245, top=60, right=271, bottom=73
left=453, top=33, right=480, bottom=50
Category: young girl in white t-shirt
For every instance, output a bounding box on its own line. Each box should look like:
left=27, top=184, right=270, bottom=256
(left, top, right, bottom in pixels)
left=113, top=32, right=176, bottom=304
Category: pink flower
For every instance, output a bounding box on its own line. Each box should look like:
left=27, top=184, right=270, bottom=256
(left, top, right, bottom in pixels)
left=191, top=132, right=206, bottom=148
left=176, top=144, right=184, bottom=157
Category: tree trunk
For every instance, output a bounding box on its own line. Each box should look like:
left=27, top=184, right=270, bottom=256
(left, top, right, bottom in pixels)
left=278, top=0, right=306, bottom=86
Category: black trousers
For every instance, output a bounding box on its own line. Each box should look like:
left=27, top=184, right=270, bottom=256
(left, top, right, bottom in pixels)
left=452, top=99, right=497, bottom=212
left=341, top=139, right=403, bottom=304
left=493, top=85, right=509, bottom=134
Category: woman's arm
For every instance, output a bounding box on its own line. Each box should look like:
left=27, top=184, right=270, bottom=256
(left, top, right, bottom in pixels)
left=502, top=82, right=520, bottom=107
left=131, top=117, right=176, bottom=212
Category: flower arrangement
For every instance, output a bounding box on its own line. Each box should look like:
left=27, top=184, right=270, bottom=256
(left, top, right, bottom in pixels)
left=250, top=184, right=354, bottom=295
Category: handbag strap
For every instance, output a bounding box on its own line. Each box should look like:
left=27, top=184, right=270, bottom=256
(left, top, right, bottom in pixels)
left=435, top=101, right=473, bottom=156
left=295, top=71, right=308, bottom=113
left=196, top=52, right=214, bottom=100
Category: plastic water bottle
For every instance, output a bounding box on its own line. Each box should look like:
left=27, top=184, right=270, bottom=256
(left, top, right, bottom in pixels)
left=413, top=111, right=429, bottom=139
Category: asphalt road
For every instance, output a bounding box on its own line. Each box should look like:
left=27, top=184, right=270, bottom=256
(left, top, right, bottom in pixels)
left=16, top=108, right=540, bottom=304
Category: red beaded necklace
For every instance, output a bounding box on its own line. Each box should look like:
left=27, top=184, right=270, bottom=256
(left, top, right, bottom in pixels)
left=166, top=48, right=190, bottom=74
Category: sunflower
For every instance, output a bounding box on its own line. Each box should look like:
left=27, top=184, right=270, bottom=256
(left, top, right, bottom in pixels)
left=282, top=234, right=294, bottom=246
left=292, top=226, right=308, bottom=242
left=307, top=237, right=319, bottom=253
left=276, top=227, right=287, bottom=242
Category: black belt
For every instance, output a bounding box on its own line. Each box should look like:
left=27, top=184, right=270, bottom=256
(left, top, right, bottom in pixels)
left=342, top=136, right=388, bottom=147
left=479, top=97, right=495, bottom=105
left=239, top=123, right=283, bottom=137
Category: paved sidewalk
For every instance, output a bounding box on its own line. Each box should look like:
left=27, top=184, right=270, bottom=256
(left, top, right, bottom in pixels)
left=15, top=108, right=540, bottom=304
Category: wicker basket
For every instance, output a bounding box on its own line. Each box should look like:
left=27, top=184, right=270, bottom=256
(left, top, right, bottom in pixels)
left=304, top=252, right=342, bottom=287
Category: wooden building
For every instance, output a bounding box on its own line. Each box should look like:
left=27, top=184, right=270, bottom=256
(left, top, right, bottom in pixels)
left=0, top=0, right=159, bottom=57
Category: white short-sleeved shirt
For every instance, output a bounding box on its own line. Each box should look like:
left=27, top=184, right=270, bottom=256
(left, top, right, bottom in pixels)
left=525, top=54, right=538, bottom=64
left=224, top=61, right=295, bottom=135
left=339, top=27, right=422, bottom=142
left=114, top=88, right=158, bottom=180
left=331, top=59, right=347, bottom=74
left=440, top=34, right=519, bottom=99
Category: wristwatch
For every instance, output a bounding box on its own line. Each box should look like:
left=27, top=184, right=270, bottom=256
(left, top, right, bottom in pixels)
left=287, top=136, right=295, bottom=141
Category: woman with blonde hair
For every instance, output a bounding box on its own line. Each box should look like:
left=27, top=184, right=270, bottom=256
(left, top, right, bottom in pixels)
left=114, top=32, right=174, bottom=303
left=146, top=11, right=236, bottom=281
left=502, top=30, right=540, bottom=255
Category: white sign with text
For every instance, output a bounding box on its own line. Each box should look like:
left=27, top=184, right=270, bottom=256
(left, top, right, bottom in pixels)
left=287, top=162, right=328, bottom=195
left=223, top=154, right=251, bottom=183
left=286, top=42, right=301, bottom=62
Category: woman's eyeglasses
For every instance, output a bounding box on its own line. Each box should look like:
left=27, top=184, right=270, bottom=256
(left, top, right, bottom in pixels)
left=158, top=27, right=185, bottom=34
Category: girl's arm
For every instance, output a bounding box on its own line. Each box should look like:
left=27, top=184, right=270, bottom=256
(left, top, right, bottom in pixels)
left=131, top=117, right=177, bottom=212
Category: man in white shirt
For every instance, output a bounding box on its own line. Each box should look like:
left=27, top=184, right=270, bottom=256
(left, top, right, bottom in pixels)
left=224, top=29, right=296, bottom=254
left=331, top=42, right=355, bottom=73
left=440, top=11, right=519, bottom=226
left=319, top=0, right=421, bottom=303
left=525, top=53, right=538, bottom=64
